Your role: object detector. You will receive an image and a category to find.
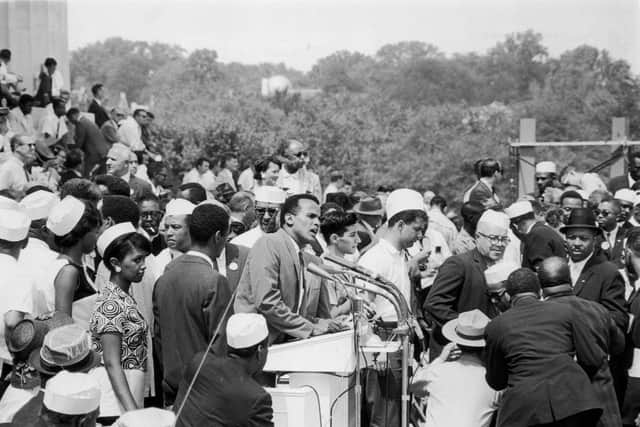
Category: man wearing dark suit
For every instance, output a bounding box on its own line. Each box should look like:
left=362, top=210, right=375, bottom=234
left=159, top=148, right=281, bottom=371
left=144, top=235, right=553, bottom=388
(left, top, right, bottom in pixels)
left=351, top=196, right=384, bottom=253
left=506, top=200, right=567, bottom=270
left=609, top=152, right=640, bottom=194
left=87, top=83, right=110, bottom=128
left=462, top=158, right=503, bottom=209
left=539, top=257, right=624, bottom=427
left=562, top=208, right=629, bottom=406
left=596, top=197, right=629, bottom=268
left=424, top=209, right=510, bottom=358
left=174, top=313, right=273, bottom=427
left=153, top=204, right=232, bottom=405
left=234, top=194, right=339, bottom=344
left=66, top=108, right=110, bottom=177
left=485, top=268, right=604, bottom=427
left=106, top=143, right=152, bottom=200
left=101, top=108, right=121, bottom=145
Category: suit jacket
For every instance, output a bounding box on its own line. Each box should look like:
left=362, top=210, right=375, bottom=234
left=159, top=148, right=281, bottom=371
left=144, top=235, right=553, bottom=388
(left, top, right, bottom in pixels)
left=546, top=290, right=623, bottom=427
left=174, top=353, right=273, bottom=427
left=596, top=226, right=628, bottom=269
left=74, top=117, right=110, bottom=176
left=300, top=251, right=332, bottom=321
left=355, top=219, right=378, bottom=254
left=608, top=175, right=630, bottom=194
left=485, top=297, right=603, bottom=426
left=234, top=229, right=314, bottom=344
left=88, top=99, right=110, bottom=128
left=574, top=253, right=628, bottom=333
left=522, top=222, right=567, bottom=270
left=224, top=242, right=249, bottom=292
left=463, top=180, right=501, bottom=209
left=153, top=254, right=232, bottom=402
left=424, top=248, right=498, bottom=328
left=100, top=119, right=119, bottom=145
left=129, top=175, right=153, bottom=200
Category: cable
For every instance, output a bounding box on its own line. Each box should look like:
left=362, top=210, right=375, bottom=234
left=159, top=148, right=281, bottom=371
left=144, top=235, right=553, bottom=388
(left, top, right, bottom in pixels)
left=329, top=384, right=355, bottom=427
left=299, top=384, right=323, bottom=427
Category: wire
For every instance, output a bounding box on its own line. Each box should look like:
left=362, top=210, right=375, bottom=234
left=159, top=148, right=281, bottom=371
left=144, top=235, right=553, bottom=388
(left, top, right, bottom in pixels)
left=329, top=384, right=355, bottom=427
left=299, top=384, right=323, bottom=427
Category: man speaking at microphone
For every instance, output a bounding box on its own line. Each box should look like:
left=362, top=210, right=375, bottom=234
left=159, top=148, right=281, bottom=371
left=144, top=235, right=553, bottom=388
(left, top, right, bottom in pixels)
left=234, top=194, right=341, bottom=345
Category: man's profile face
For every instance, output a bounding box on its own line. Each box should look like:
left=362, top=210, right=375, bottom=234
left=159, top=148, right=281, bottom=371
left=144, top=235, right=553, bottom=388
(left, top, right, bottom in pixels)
left=165, top=214, right=191, bottom=252
left=106, top=148, right=129, bottom=177
left=284, top=141, right=305, bottom=173
left=197, top=161, right=210, bottom=174
left=287, top=199, right=320, bottom=245
left=397, top=217, right=427, bottom=250
left=565, top=228, right=596, bottom=262
left=617, top=200, right=634, bottom=223
left=630, top=157, right=640, bottom=181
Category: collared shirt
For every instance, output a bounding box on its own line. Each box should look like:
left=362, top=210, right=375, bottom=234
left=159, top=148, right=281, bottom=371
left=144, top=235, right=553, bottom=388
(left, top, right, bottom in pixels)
left=605, top=225, right=619, bottom=247
left=18, top=238, right=59, bottom=316
left=0, top=254, right=35, bottom=364
left=237, top=167, right=255, bottom=192
left=569, top=252, right=594, bottom=286
left=428, top=207, right=458, bottom=249
left=90, top=281, right=148, bottom=371
left=423, top=354, right=501, bottom=427
left=117, top=116, right=145, bottom=151
left=183, top=168, right=216, bottom=192
left=277, top=168, right=321, bottom=200
left=151, top=247, right=183, bottom=278
left=0, top=154, right=29, bottom=198
left=8, top=108, right=35, bottom=136
left=186, top=250, right=215, bottom=270
left=231, top=226, right=265, bottom=249
left=358, top=238, right=410, bottom=321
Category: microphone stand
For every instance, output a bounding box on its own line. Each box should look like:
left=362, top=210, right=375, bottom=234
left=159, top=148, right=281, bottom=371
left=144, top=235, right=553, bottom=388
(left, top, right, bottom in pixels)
left=307, top=262, right=413, bottom=427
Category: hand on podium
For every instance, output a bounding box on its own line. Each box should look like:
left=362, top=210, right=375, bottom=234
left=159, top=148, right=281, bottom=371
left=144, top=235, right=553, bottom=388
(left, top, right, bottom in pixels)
left=311, top=318, right=344, bottom=336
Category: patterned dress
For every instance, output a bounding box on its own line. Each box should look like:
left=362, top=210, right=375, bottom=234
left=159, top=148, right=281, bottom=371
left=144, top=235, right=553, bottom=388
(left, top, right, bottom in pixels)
left=90, top=281, right=148, bottom=371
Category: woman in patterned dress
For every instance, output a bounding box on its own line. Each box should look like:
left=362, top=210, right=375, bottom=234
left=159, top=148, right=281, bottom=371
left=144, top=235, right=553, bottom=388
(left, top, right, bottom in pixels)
left=90, top=225, right=151, bottom=421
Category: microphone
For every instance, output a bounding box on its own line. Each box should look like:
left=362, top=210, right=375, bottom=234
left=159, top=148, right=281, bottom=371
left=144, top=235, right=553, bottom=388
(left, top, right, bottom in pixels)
left=306, top=263, right=335, bottom=281
left=323, top=253, right=390, bottom=284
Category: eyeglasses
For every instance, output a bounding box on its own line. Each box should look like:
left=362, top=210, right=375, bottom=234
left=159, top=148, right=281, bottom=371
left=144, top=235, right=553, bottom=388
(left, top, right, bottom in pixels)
left=255, top=207, right=279, bottom=217
left=593, top=209, right=613, bottom=217
left=620, top=203, right=634, bottom=210
left=477, top=232, right=510, bottom=245
left=293, top=151, right=308, bottom=158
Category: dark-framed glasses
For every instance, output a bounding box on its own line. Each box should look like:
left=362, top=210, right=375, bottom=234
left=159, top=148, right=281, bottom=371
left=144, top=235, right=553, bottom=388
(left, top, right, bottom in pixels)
left=477, top=232, right=510, bottom=245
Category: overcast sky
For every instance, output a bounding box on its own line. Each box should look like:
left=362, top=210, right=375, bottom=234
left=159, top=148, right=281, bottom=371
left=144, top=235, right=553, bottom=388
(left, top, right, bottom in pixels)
left=68, top=0, right=639, bottom=72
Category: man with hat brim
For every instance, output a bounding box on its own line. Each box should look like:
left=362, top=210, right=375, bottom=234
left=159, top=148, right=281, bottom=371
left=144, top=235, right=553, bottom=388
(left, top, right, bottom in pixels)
left=425, top=209, right=510, bottom=359
left=352, top=196, right=384, bottom=253
left=538, top=256, right=624, bottom=427
left=232, top=186, right=287, bottom=249
left=485, top=268, right=604, bottom=427
left=411, top=310, right=500, bottom=427
left=560, top=207, right=628, bottom=406
left=613, top=189, right=637, bottom=233
left=173, top=313, right=273, bottom=427
left=505, top=200, right=566, bottom=270
left=535, top=161, right=558, bottom=197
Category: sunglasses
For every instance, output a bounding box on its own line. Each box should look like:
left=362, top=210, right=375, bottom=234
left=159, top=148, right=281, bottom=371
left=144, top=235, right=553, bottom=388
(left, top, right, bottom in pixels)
left=255, top=207, right=279, bottom=217
left=293, top=151, right=308, bottom=158
left=230, top=222, right=246, bottom=235
left=593, top=209, right=613, bottom=217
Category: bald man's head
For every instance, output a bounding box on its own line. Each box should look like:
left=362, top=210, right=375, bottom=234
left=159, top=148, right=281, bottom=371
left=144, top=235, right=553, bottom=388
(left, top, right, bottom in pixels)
left=538, top=256, right=571, bottom=288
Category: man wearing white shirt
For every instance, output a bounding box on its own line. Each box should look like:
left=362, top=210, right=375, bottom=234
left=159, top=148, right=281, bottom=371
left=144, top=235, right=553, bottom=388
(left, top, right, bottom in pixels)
left=8, top=95, right=35, bottom=137
left=428, top=195, right=458, bottom=249
left=0, top=207, right=35, bottom=375
left=232, top=186, right=286, bottom=249
left=0, top=135, right=36, bottom=199
left=117, top=109, right=147, bottom=152
left=37, top=99, right=67, bottom=144
left=183, top=157, right=216, bottom=195
left=276, top=140, right=322, bottom=200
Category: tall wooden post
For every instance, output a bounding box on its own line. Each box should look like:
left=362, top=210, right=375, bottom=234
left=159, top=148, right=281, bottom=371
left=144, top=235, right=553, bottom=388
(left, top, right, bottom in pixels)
left=518, top=119, right=536, bottom=196
left=611, top=117, right=629, bottom=178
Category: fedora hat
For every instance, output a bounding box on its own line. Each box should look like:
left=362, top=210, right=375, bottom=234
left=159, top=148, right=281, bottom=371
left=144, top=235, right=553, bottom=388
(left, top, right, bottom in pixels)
left=559, top=207, right=601, bottom=234
left=352, top=196, right=384, bottom=216
left=29, top=324, right=100, bottom=376
left=8, top=311, right=73, bottom=362
left=442, top=309, right=489, bottom=348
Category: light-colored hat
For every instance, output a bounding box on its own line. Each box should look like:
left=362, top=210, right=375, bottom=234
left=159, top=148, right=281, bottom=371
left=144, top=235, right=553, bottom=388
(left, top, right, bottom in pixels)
left=226, top=313, right=268, bottom=349
left=0, top=208, right=30, bottom=241
left=19, top=190, right=59, bottom=221
left=535, top=161, right=556, bottom=174
left=0, top=195, right=21, bottom=211
left=385, top=189, right=425, bottom=220
left=441, top=309, right=490, bottom=348
left=254, top=186, right=287, bottom=205
left=505, top=201, right=533, bottom=220
left=107, top=143, right=133, bottom=162
left=484, top=262, right=520, bottom=285
left=46, top=196, right=85, bottom=236
left=614, top=188, right=637, bottom=205
left=476, top=209, right=510, bottom=233
left=30, top=323, right=101, bottom=375
left=43, top=371, right=101, bottom=415
left=96, top=222, right=137, bottom=257
left=165, top=198, right=195, bottom=217
left=115, top=408, right=176, bottom=427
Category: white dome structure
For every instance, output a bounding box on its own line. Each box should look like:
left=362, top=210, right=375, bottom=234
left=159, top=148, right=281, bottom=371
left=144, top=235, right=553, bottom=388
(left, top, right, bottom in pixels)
left=261, top=75, right=292, bottom=97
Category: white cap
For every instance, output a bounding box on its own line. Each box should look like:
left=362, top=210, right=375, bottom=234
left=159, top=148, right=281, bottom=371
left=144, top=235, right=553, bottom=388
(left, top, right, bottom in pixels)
left=385, top=189, right=425, bottom=220
left=226, top=313, right=269, bottom=349
left=476, top=210, right=510, bottom=234
left=97, top=222, right=137, bottom=257
left=46, top=196, right=86, bottom=236
left=165, top=198, right=195, bottom=217
left=615, top=188, right=637, bottom=205
left=0, top=208, right=30, bottom=241
left=535, top=161, right=556, bottom=174
left=43, top=371, right=100, bottom=415
left=484, top=261, right=520, bottom=285
left=19, top=190, right=59, bottom=221
left=254, top=186, right=287, bottom=205
left=0, top=195, right=21, bottom=211
left=115, top=408, right=176, bottom=427
left=505, top=201, right=533, bottom=220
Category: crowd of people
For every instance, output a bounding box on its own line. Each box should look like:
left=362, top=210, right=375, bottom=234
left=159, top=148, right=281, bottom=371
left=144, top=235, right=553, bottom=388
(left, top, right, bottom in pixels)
left=3, top=46, right=640, bottom=427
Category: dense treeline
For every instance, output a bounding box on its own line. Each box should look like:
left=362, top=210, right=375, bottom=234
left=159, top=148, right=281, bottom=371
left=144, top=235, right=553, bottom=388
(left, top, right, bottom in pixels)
left=70, top=31, right=640, bottom=204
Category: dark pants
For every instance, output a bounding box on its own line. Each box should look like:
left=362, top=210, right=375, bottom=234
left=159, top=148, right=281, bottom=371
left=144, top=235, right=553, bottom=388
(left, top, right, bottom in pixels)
left=531, top=409, right=600, bottom=427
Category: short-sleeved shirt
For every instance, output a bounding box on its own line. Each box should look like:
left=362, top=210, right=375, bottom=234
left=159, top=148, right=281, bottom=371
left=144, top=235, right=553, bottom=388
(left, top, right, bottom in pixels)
left=90, top=281, right=148, bottom=371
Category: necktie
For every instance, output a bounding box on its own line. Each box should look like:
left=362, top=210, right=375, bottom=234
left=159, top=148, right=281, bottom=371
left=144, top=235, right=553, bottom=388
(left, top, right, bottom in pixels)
left=296, top=251, right=306, bottom=313
left=605, top=232, right=612, bottom=246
